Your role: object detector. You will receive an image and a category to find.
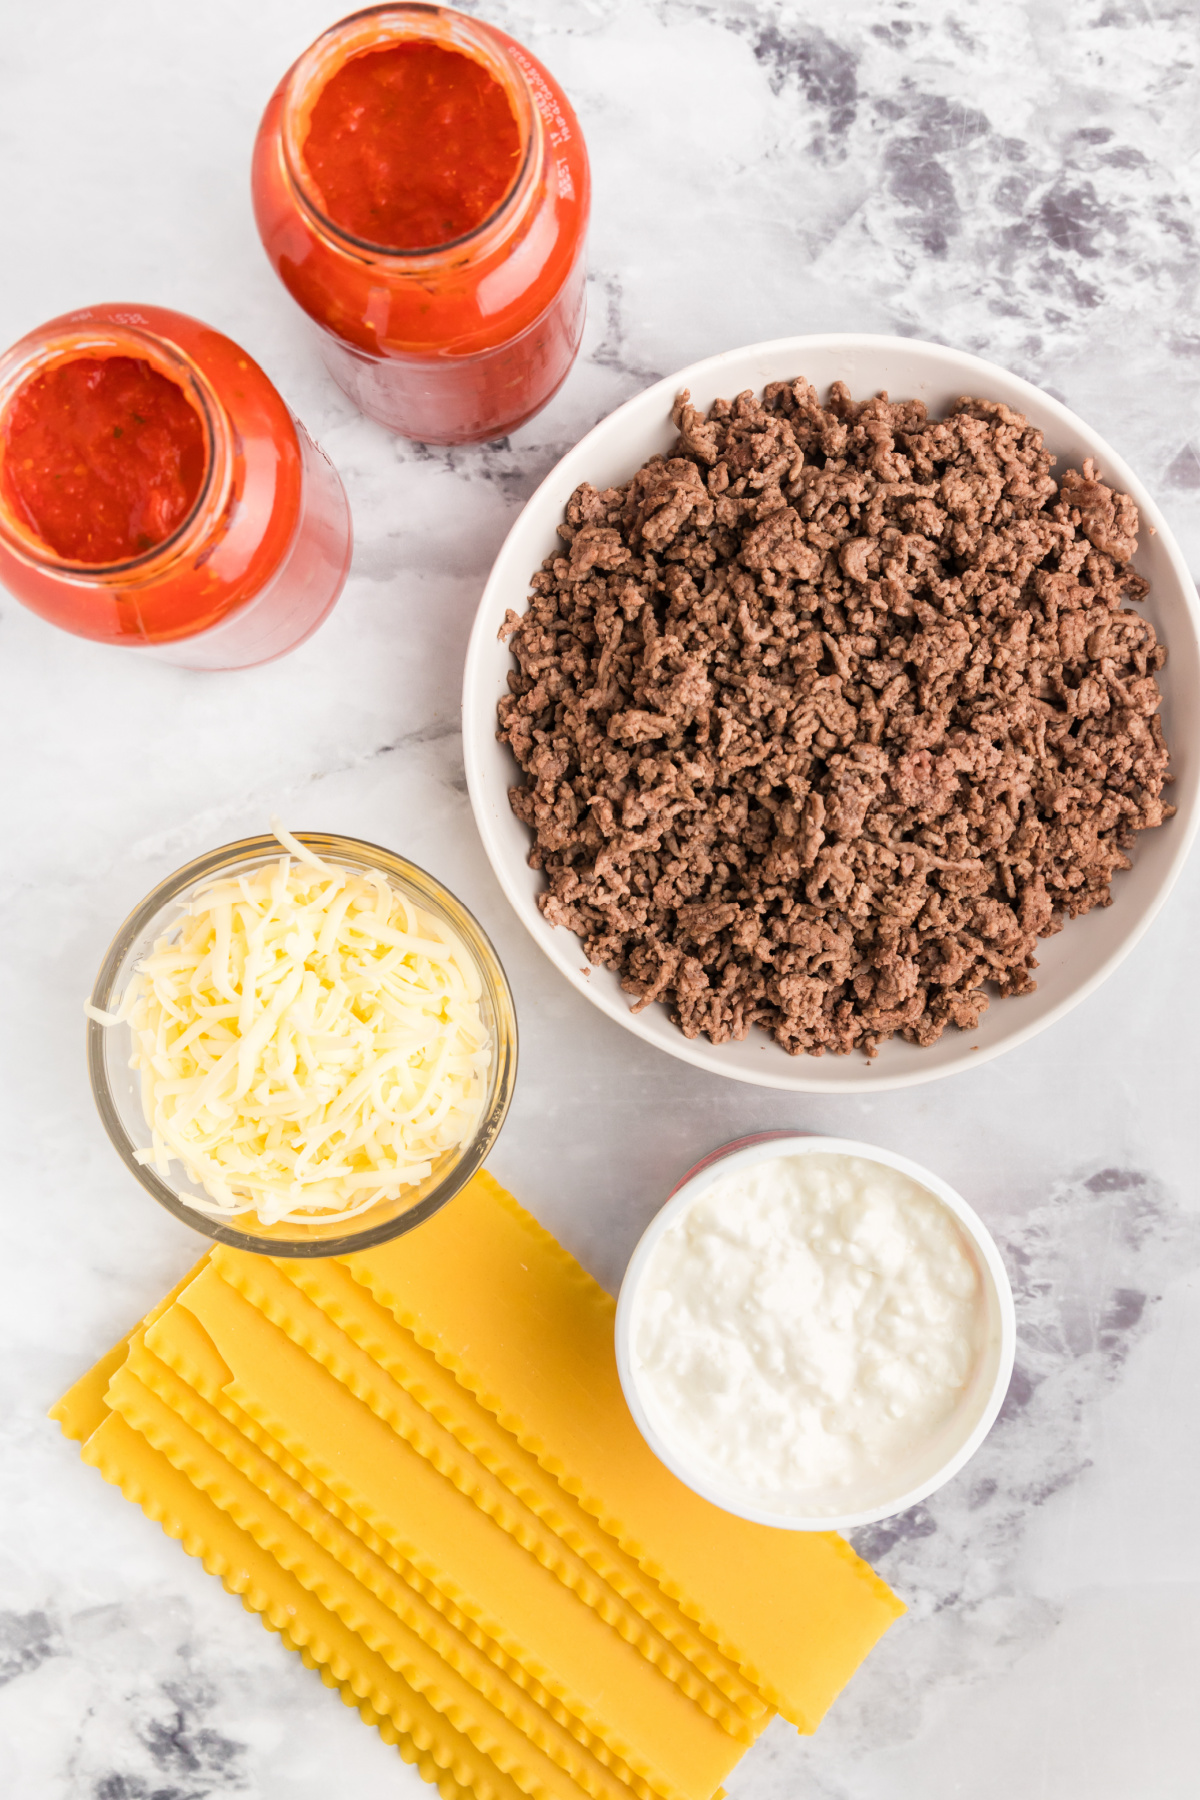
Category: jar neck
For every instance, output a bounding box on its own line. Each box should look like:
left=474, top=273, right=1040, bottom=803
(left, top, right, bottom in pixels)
left=0, top=322, right=234, bottom=589
left=279, top=3, right=544, bottom=272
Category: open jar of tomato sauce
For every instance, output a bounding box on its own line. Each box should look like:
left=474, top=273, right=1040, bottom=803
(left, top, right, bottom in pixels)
left=0, top=304, right=352, bottom=670
left=251, top=5, right=591, bottom=445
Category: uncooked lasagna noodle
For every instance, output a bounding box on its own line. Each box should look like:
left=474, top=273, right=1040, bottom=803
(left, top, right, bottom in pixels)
left=50, top=1169, right=902, bottom=1797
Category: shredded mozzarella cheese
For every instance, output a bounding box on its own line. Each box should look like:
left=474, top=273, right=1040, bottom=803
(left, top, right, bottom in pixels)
left=89, top=828, right=493, bottom=1226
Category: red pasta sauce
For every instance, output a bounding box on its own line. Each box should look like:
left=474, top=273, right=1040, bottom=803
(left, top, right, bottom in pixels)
left=252, top=9, right=591, bottom=445
left=1, top=355, right=207, bottom=564
left=0, top=305, right=353, bottom=665
left=303, top=41, right=523, bottom=250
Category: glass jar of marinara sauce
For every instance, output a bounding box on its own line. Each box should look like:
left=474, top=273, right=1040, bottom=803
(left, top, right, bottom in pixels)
left=0, top=304, right=352, bottom=670
left=251, top=5, right=591, bottom=445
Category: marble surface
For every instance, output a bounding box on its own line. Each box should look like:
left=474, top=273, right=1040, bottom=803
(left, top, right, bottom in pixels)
left=2, top=1, right=1199, bottom=1794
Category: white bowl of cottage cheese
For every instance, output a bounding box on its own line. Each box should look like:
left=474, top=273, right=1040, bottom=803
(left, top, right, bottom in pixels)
left=615, top=1133, right=1015, bottom=1530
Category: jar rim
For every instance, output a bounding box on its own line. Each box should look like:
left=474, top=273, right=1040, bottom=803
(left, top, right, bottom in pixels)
left=0, top=318, right=228, bottom=583
left=278, top=2, right=541, bottom=266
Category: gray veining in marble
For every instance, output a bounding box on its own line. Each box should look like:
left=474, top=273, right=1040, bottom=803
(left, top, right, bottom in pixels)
left=2, top=1, right=1200, bottom=1795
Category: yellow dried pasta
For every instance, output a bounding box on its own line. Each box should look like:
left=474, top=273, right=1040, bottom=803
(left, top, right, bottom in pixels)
left=346, top=1171, right=905, bottom=1731
left=50, top=1168, right=901, bottom=1800
left=213, top=1246, right=759, bottom=1741
left=175, top=1265, right=749, bottom=1800
left=107, top=1350, right=638, bottom=1800
left=273, top=1253, right=766, bottom=1728
left=78, top=1408, right=523, bottom=1800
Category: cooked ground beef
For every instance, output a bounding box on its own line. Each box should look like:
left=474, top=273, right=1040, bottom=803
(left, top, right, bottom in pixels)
left=497, top=380, right=1172, bottom=1057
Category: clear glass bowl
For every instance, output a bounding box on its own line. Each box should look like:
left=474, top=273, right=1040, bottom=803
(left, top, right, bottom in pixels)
left=87, top=832, right=518, bottom=1256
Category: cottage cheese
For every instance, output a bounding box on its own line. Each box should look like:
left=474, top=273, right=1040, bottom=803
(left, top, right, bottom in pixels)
left=631, top=1151, right=984, bottom=1515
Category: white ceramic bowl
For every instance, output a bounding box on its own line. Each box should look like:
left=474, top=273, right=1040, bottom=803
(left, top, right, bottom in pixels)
left=613, top=1133, right=1016, bottom=1531
left=463, top=334, right=1200, bottom=1091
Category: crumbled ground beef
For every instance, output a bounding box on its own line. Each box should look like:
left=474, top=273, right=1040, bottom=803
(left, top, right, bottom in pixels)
left=498, top=380, right=1173, bottom=1057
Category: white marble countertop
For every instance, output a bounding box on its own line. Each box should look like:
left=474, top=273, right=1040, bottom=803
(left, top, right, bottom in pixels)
left=3, top=2, right=1200, bottom=1795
